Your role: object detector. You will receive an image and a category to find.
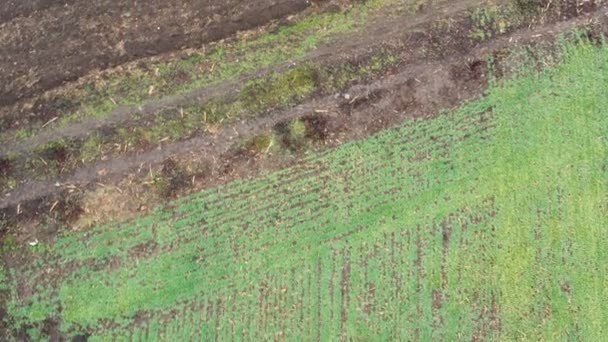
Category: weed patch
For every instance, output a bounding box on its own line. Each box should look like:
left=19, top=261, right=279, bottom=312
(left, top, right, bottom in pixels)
left=240, top=66, right=317, bottom=112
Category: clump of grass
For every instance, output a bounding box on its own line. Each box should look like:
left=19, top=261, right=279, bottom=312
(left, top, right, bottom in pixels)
left=0, top=234, right=18, bottom=255
left=152, top=159, right=191, bottom=198
left=1, top=177, right=18, bottom=191
left=79, top=133, right=105, bottom=163
left=240, top=66, right=317, bottom=112
left=14, top=128, right=35, bottom=141
left=468, top=6, right=510, bottom=41
left=289, top=119, right=307, bottom=140
left=248, top=131, right=278, bottom=154
left=274, top=118, right=311, bottom=152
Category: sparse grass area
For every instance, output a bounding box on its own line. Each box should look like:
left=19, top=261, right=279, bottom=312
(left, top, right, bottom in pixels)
left=2, top=37, right=608, bottom=340
left=0, top=0, right=409, bottom=145
left=0, top=50, right=400, bottom=194
left=0, top=267, right=7, bottom=291
left=150, top=159, right=192, bottom=199
left=240, top=66, right=317, bottom=112
left=513, top=0, right=545, bottom=14
left=79, top=133, right=105, bottom=164
left=466, top=0, right=572, bottom=42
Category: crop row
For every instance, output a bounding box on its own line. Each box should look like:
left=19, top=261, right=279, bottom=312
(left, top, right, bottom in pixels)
left=94, top=203, right=498, bottom=341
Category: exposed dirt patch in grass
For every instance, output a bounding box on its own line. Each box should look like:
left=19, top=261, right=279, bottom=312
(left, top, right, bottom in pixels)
left=71, top=186, right=148, bottom=231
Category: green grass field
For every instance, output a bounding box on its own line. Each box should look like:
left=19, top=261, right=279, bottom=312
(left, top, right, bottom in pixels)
left=4, top=38, right=608, bottom=340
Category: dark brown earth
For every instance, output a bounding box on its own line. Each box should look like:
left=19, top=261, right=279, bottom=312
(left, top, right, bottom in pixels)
left=0, top=0, right=82, bottom=23
left=0, top=0, right=310, bottom=107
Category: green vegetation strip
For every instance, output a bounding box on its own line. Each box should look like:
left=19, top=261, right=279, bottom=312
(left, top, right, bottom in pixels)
left=4, top=39, right=608, bottom=340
